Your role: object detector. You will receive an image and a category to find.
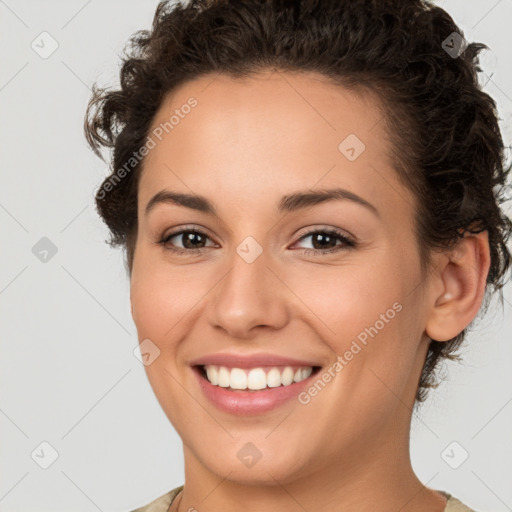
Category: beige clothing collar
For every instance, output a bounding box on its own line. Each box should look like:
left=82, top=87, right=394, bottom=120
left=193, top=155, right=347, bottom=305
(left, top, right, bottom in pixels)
left=129, top=485, right=477, bottom=512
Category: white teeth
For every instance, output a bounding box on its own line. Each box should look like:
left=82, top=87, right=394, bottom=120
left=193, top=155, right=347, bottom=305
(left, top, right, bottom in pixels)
left=217, top=366, right=230, bottom=387
left=205, top=365, right=218, bottom=385
left=281, top=366, right=294, bottom=386
left=229, top=368, right=247, bottom=390
left=247, top=368, right=267, bottom=390
left=202, top=365, right=315, bottom=390
left=266, top=368, right=282, bottom=387
left=301, top=367, right=313, bottom=380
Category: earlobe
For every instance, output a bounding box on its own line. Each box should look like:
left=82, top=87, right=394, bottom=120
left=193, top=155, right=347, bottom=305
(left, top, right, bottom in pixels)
left=425, top=231, right=490, bottom=342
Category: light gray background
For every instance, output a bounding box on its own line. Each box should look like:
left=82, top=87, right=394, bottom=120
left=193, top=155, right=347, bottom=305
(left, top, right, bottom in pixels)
left=1, top=1, right=511, bottom=511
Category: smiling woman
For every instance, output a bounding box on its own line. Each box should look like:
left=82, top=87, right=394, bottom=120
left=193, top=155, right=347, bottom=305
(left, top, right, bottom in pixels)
left=84, top=0, right=511, bottom=511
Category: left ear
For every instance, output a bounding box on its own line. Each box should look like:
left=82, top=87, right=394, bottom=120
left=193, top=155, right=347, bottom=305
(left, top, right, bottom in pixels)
left=425, top=230, right=491, bottom=342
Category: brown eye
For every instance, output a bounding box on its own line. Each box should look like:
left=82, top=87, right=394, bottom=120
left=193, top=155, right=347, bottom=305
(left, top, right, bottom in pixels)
left=158, top=228, right=215, bottom=254
left=294, top=229, right=356, bottom=256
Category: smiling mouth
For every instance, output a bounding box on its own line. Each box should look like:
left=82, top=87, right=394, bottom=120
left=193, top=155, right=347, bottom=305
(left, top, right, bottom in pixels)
left=195, top=364, right=322, bottom=392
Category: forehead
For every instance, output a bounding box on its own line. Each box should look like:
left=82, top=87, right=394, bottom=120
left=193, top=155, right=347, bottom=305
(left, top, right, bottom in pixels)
left=139, top=70, right=414, bottom=218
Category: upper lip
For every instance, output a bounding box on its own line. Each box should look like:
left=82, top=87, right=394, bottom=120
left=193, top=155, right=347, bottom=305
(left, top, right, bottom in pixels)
left=189, top=353, right=322, bottom=369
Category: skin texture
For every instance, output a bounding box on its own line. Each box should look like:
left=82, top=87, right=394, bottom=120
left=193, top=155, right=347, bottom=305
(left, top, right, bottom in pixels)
left=129, top=70, right=490, bottom=512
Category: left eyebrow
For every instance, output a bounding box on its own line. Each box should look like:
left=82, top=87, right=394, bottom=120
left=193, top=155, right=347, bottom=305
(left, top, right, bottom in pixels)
left=278, top=187, right=380, bottom=218
left=144, top=187, right=380, bottom=218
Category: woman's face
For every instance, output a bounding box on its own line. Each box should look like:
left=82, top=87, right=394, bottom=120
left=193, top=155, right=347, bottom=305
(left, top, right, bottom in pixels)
left=130, top=70, right=434, bottom=483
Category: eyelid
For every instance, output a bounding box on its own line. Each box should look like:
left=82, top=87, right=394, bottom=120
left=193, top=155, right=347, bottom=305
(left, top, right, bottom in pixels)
left=293, top=225, right=356, bottom=244
left=160, top=224, right=211, bottom=238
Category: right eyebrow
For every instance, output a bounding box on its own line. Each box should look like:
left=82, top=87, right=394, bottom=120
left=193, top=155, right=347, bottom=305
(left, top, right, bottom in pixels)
left=145, top=190, right=217, bottom=216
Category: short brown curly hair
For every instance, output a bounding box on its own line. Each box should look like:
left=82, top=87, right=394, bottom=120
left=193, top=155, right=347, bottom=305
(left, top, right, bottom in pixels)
left=84, top=0, right=512, bottom=402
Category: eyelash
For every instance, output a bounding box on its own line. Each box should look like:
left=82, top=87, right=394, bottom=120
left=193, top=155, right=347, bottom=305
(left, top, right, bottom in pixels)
left=157, top=226, right=356, bottom=256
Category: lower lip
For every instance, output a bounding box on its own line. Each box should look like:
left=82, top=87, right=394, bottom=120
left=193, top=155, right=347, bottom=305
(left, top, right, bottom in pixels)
left=192, top=366, right=320, bottom=415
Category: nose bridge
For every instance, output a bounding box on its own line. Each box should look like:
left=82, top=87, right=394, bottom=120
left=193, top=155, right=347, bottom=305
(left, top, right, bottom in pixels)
left=207, top=236, right=288, bottom=337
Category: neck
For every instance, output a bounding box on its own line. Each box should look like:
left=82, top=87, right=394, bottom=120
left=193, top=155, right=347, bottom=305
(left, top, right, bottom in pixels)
left=174, top=418, right=446, bottom=512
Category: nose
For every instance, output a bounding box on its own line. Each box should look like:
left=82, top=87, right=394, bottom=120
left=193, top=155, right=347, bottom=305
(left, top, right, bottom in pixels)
left=207, top=246, right=289, bottom=339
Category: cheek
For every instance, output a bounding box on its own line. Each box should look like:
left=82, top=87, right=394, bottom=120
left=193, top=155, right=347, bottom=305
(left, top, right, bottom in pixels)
left=130, top=255, right=204, bottom=340
left=290, top=257, right=421, bottom=386
left=130, top=262, right=200, bottom=427
left=288, top=262, right=400, bottom=340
